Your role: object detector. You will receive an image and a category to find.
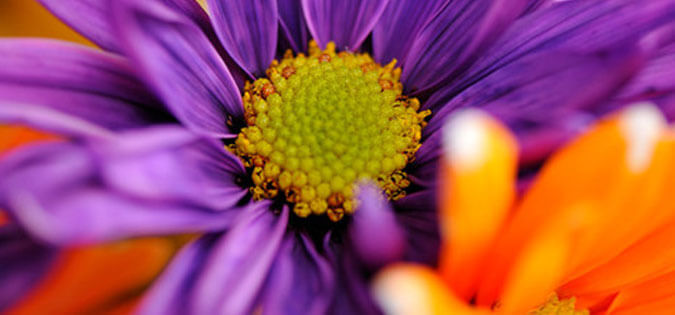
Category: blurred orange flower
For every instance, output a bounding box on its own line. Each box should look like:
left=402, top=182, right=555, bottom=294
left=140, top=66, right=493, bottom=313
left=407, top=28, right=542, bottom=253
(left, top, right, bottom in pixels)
left=373, top=104, right=675, bottom=315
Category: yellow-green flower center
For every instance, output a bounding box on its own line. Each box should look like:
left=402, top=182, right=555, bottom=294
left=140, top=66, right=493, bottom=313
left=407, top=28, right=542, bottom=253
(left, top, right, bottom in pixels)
left=232, top=41, right=429, bottom=222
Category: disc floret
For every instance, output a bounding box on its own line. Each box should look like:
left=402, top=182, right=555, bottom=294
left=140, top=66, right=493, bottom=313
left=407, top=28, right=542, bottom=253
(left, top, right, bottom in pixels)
left=232, top=41, right=430, bottom=222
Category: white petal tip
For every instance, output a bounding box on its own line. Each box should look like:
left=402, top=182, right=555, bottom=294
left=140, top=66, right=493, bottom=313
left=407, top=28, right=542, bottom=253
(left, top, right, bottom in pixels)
left=442, top=109, right=491, bottom=170
left=619, top=102, right=666, bottom=172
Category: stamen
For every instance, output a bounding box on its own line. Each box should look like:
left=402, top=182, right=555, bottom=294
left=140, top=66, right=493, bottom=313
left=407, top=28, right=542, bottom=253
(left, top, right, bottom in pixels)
left=529, top=294, right=589, bottom=315
left=232, top=41, right=430, bottom=221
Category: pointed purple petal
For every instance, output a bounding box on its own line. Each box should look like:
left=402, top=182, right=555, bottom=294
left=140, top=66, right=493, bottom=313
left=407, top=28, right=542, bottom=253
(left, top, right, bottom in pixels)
left=349, top=183, right=405, bottom=269
left=278, top=0, right=310, bottom=52
left=425, top=0, right=675, bottom=111
left=0, top=39, right=167, bottom=130
left=207, top=0, right=278, bottom=77
left=403, top=0, right=528, bottom=94
left=93, top=126, right=247, bottom=210
left=372, top=0, right=447, bottom=65
left=112, top=0, right=243, bottom=137
left=261, top=234, right=334, bottom=315
left=0, top=224, right=56, bottom=312
left=191, top=205, right=288, bottom=315
left=302, top=0, right=390, bottom=50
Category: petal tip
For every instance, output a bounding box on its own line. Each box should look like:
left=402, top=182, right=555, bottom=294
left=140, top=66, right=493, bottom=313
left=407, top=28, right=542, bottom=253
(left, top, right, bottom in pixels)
left=442, top=109, right=491, bottom=170
left=619, top=102, right=666, bottom=172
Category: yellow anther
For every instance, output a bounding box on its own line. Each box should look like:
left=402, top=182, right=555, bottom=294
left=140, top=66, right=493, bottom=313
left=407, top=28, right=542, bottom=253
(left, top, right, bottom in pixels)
left=310, top=199, right=328, bottom=215
left=294, top=202, right=311, bottom=218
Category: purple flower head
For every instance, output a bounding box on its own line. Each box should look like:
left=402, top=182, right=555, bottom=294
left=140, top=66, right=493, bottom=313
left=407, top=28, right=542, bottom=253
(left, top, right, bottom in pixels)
left=1, top=0, right=675, bottom=314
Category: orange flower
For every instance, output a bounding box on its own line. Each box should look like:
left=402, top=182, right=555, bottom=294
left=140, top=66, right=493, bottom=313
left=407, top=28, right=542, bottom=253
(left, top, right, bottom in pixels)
left=373, top=103, right=675, bottom=314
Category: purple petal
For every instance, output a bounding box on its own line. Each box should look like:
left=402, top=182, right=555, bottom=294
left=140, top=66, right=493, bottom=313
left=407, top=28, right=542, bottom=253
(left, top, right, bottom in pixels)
left=372, top=0, right=447, bottom=65
left=393, top=189, right=440, bottom=265
left=0, top=103, right=113, bottom=139
left=302, top=0, right=390, bottom=50
left=207, top=0, right=279, bottom=77
left=38, top=0, right=215, bottom=53
left=325, top=240, right=382, bottom=315
left=425, top=50, right=645, bottom=143
left=93, top=126, right=247, bottom=210
left=260, top=233, right=334, bottom=315
left=403, top=0, right=528, bottom=94
left=425, top=0, right=675, bottom=111
left=38, top=0, right=120, bottom=52
left=278, top=0, right=310, bottom=52
left=138, top=234, right=220, bottom=315
left=0, top=224, right=56, bottom=312
left=112, top=0, right=243, bottom=137
left=614, top=43, right=675, bottom=109
left=0, top=141, right=243, bottom=245
left=0, top=39, right=167, bottom=130
left=349, top=183, right=405, bottom=269
left=191, top=205, right=288, bottom=315
left=522, top=0, right=554, bottom=16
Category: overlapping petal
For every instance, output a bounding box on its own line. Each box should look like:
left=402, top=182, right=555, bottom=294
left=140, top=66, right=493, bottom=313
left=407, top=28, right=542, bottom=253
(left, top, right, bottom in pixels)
left=372, top=0, right=447, bottom=65
left=302, top=0, right=389, bottom=51
left=38, top=0, right=214, bottom=53
left=426, top=0, right=675, bottom=111
left=402, top=0, right=528, bottom=94
left=207, top=0, right=278, bottom=77
left=0, top=127, right=248, bottom=245
left=190, top=205, right=287, bottom=315
left=260, top=234, right=334, bottom=315
left=112, top=0, right=243, bottom=137
left=278, top=0, right=310, bottom=53
left=0, top=39, right=167, bottom=130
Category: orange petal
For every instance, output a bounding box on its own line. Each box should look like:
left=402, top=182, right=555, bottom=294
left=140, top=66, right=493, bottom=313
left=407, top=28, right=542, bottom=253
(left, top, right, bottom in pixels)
left=476, top=103, right=669, bottom=306
left=438, top=110, right=518, bottom=300
left=560, top=220, right=675, bottom=297
left=564, top=105, right=674, bottom=280
left=606, top=270, right=675, bottom=315
left=372, top=264, right=489, bottom=315
left=497, top=204, right=589, bottom=314
left=7, top=237, right=177, bottom=315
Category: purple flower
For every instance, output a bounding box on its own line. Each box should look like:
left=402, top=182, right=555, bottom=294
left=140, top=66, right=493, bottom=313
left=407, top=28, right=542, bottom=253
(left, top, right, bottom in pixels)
left=1, top=0, right=674, bottom=314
